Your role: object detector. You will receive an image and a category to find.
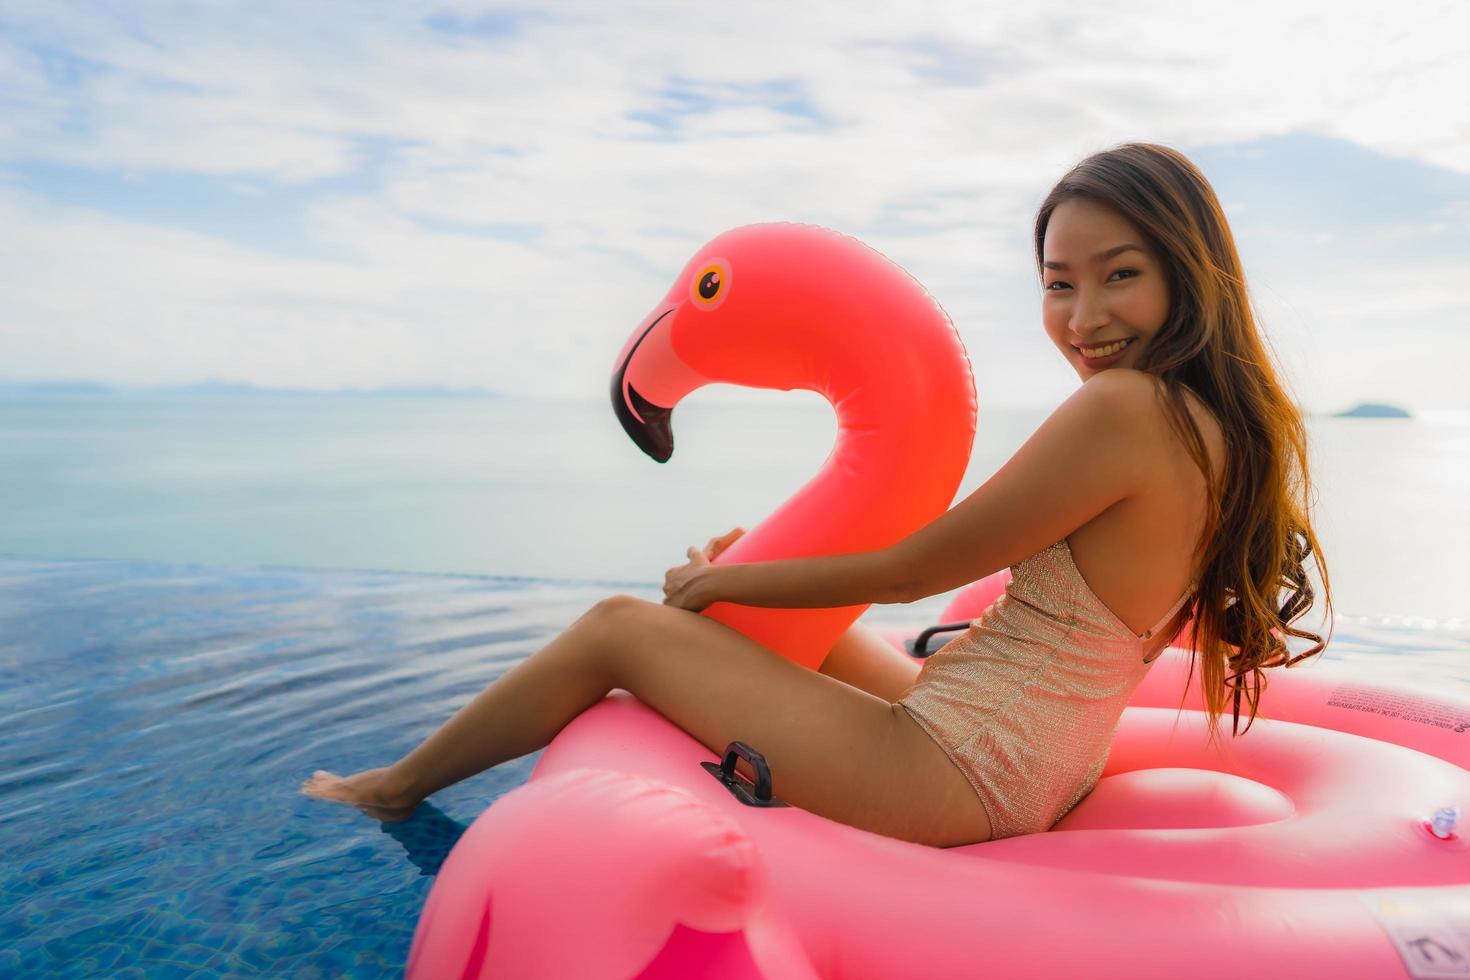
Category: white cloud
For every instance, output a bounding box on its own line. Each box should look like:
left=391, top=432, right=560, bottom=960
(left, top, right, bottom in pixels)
left=0, top=187, right=666, bottom=393
left=0, top=0, right=1466, bottom=410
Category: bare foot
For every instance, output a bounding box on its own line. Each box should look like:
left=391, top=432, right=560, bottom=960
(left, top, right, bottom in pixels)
left=301, top=767, right=421, bottom=823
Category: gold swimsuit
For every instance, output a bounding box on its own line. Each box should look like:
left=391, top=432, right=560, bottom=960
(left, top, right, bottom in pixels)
left=896, top=538, right=1195, bottom=840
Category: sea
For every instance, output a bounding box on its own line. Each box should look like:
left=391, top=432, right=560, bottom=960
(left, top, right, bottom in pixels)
left=2, top=391, right=1467, bottom=976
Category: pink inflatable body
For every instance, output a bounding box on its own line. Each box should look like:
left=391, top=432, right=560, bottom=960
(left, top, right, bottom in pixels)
left=412, top=656, right=1470, bottom=979
left=408, top=225, right=1470, bottom=978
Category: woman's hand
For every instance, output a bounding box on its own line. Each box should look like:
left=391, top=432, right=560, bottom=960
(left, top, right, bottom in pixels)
left=663, top=527, right=745, bottom=612
left=702, top=526, right=746, bottom=562
left=663, top=546, right=714, bottom=611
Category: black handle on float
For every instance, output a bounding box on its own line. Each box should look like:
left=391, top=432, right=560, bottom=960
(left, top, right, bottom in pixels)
left=701, top=739, right=789, bottom=808
left=907, top=620, right=974, bottom=658
left=723, top=741, right=773, bottom=800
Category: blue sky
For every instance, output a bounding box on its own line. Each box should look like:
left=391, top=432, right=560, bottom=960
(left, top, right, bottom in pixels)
left=0, top=1, right=1466, bottom=412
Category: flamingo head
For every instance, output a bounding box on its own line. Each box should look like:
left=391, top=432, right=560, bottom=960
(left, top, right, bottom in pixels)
left=611, top=222, right=948, bottom=462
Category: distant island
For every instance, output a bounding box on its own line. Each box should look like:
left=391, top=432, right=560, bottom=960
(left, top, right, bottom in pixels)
left=0, top=379, right=505, bottom=399
left=1333, top=402, right=1413, bottom=419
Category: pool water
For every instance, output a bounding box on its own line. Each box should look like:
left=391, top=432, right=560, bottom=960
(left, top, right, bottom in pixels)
left=0, top=557, right=629, bottom=977
left=3, top=556, right=1468, bottom=977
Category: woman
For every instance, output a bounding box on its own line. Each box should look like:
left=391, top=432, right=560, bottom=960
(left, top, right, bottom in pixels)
left=303, top=143, right=1332, bottom=846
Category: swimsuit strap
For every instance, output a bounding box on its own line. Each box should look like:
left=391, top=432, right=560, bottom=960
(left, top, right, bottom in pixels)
left=1140, top=584, right=1196, bottom=641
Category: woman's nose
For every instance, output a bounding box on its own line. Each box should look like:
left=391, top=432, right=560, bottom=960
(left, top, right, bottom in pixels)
left=1069, top=289, right=1108, bottom=335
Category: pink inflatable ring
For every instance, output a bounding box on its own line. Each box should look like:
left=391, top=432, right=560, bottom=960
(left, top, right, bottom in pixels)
left=411, top=655, right=1470, bottom=979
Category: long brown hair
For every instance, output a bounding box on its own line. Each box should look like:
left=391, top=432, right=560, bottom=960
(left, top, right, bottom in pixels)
left=1034, top=143, right=1333, bottom=744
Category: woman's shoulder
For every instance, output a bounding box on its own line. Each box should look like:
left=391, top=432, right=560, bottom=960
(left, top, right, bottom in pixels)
left=1081, top=370, right=1226, bottom=481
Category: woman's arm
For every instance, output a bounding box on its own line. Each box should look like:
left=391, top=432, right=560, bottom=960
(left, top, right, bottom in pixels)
left=884, top=368, right=1161, bottom=601
left=666, top=369, right=1162, bottom=611
left=687, top=548, right=903, bottom=609
left=687, top=526, right=887, bottom=608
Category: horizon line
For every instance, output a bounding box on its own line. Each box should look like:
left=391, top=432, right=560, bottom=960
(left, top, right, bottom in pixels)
left=0, top=378, right=1457, bottom=419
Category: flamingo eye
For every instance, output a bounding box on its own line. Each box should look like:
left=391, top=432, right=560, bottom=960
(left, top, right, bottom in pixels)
left=698, top=269, right=721, bottom=299
left=689, top=259, right=731, bottom=310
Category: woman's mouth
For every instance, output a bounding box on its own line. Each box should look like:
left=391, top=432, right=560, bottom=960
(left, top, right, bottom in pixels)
left=1074, top=337, right=1134, bottom=364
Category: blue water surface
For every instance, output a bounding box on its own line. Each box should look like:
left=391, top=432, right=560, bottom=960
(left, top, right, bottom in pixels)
left=3, top=556, right=1468, bottom=977
left=0, top=557, right=644, bottom=978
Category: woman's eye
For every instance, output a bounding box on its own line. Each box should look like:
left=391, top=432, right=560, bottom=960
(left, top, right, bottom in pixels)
left=1109, top=268, right=1138, bottom=281
left=1044, top=280, right=1070, bottom=291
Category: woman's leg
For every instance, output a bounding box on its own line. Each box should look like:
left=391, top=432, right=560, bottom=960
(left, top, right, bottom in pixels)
left=301, top=598, right=624, bottom=820
left=817, top=622, right=922, bottom=703
left=302, top=596, right=991, bottom=845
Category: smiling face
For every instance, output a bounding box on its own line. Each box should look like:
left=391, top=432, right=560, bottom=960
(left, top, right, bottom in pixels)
left=1041, top=197, right=1172, bottom=380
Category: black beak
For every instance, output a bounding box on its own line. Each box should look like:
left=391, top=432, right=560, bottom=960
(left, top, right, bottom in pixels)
left=610, top=310, right=675, bottom=462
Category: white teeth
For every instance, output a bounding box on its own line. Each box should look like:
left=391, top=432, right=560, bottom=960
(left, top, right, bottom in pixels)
left=1080, top=338, right=1131, bottom=358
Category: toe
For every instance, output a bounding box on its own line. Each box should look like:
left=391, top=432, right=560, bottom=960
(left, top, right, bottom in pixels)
left=301, top=774, right=340, bottom=797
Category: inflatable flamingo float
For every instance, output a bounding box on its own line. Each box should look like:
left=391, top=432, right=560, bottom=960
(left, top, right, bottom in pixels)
left=407, top=224, right=1470, bottom=980
left=608, top=222, right=976, bottom=668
